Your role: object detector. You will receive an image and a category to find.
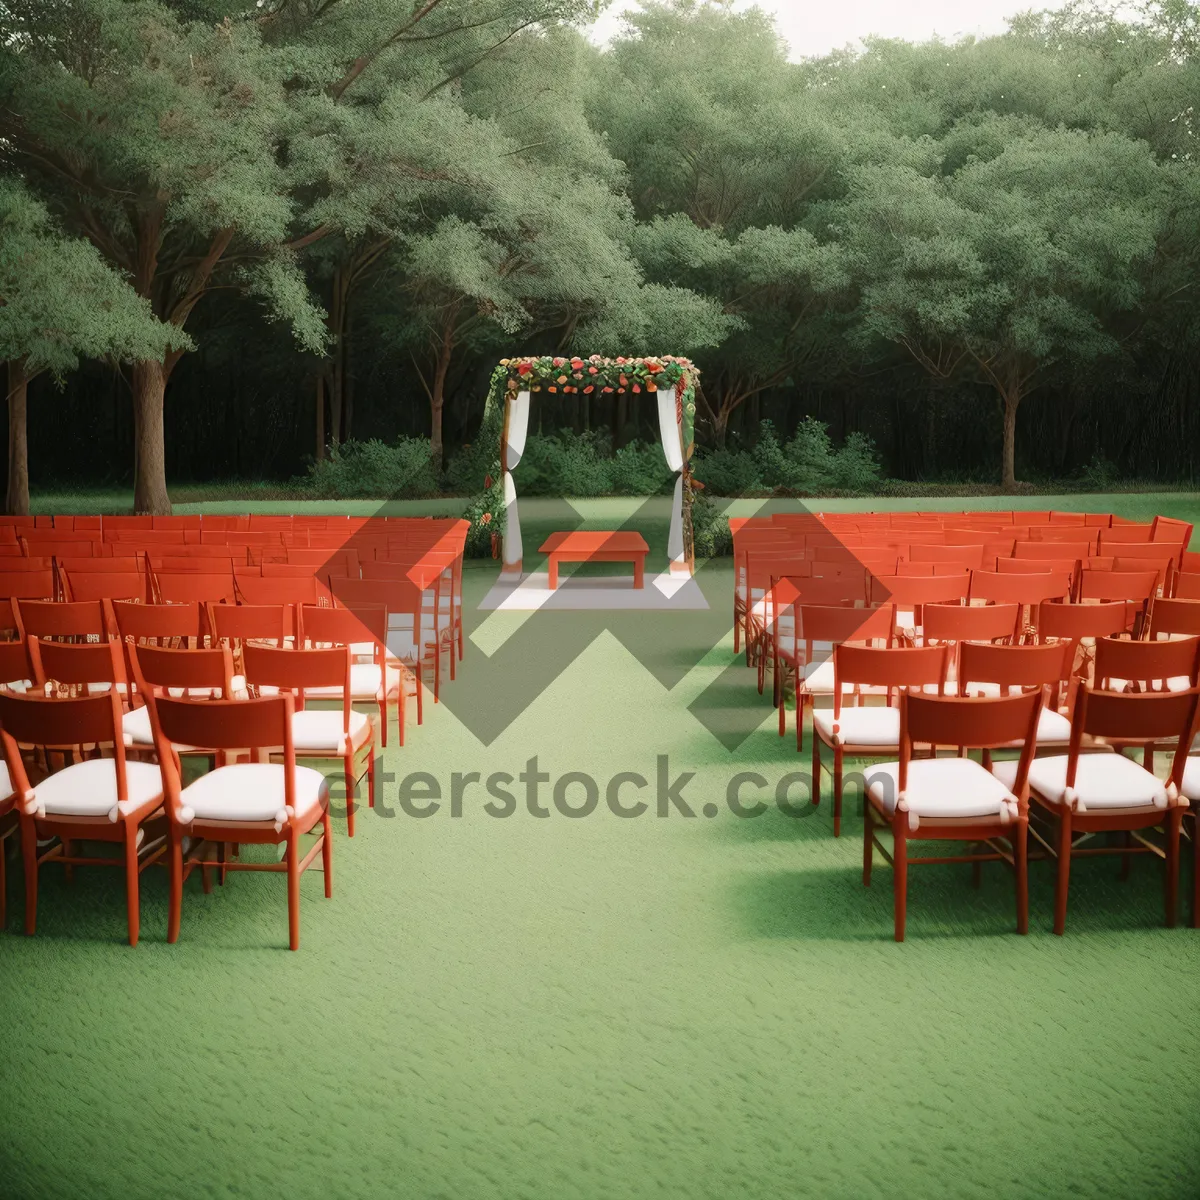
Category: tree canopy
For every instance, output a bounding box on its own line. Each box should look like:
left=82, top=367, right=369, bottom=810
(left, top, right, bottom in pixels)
left=5, top=0, right=1200, bottom=505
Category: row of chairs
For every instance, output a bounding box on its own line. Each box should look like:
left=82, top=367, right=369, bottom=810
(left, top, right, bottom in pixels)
left=0, top=617, right=407, bottom=949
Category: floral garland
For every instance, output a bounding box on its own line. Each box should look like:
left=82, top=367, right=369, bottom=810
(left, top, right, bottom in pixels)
left=463, top=356, right=702, bottom=558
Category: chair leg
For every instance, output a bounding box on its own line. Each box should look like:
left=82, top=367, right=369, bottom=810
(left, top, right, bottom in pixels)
left=62, top=837, right=74, bottom=885
left=344, top=760, right=356, bottom=838
left=0, top=834, right=6, bottom=931
left=733, top=605, right=741, bottom=656
left=286, top=831, right=301, bottom=951
left=368, top=750, right=376, bottom=809
left=777, top=666, right=786, bottom=736
left=21, top=821, right=37, bottom=936
left=892, top=818, right=908, bottom=942
left=833, top=746, right=844, bottom=837
left=811, top=733, right=821, bottom=809
left=167, top=834, right=183, bottom=945
left=796, top=693, right=806, bottom=752
left=863, top=799, right=873, bottom=886
left=1053, top=808, right=1073, bottom=936
left=416, top=668, right=424, bottom=726
left=123, top=824, right=140, bottom=947
left=1014, top=819, right=1029, bottom=935
left=379, top=695, right=388, bottom=749
left=1165, top=808, right=1182, bottom=929
left=321, top=809, right=333, bottom=899
left=1119, top=829, right=1133, bottom=881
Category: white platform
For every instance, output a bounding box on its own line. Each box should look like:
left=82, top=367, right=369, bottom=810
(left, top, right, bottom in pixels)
left=478, top=571, right=710, bottom=612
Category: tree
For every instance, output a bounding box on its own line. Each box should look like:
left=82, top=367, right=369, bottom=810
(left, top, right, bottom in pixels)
left=0, top=179, right=182, bottom=514
left=0, top=2, right=324, bottom=512
left=839, top=124, right=1167, bottom=489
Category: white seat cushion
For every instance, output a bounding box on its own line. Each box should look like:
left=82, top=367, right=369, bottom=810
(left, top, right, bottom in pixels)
left=26, top=758, right=163, bottom=822
left=800, top=660, right=861, bottom=696
left=812, top=706, right=900, bottom=747
left=1034, top=708, right=1072, bottom=744
left=304, top=662, right=403, bottom=700
left=993, top=753, right=1169, bottom=811
left=865, top=757, right=1019, bottom=830
left=291, top=708, right=371, bottom=753
left=0, top=759, right=13, bottom=801
left=1183, top=755, right=1200, bottom=801
left=178, top=763, right=328, bottom=829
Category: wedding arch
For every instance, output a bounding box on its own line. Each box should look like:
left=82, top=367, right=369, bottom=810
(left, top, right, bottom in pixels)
left=468, top=355, right=701, bottom=576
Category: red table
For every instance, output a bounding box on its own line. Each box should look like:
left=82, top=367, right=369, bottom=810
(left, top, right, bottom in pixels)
left=539, top=531, right=650, bottom=590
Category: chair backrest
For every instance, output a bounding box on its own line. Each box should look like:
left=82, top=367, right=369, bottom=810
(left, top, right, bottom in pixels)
left=112, top=600, right=204, bottom=644
left=242, top=642, right=352, bottom=700
left=796, top=603, right=894, bottom=646
left=908, top=544, right=984, bottom=568
left=31, top=638, right=127, bottom=689
left=57, top=555, right=142, bottom=575
left=237, top=574, right=323, bottom=606
left=1035, top=600, right=1131, bottom=642
left=1093, top=634, right=1200, bottom=691
left=1015, top=538, right=1093, bottom=558
left=1098, top=524, right=1155, bottom=548
left=208, top=603, right=292, bottom=646
left=1068, top=685, right=1200, bottom=784
left=64, top=570, right=149, bottom=603
left=957, top=640, right=1071, bottom=694
left=0, top=570, right=56, bottom=601
left=1047, top=510, right=1087, bottom=525
left=152, top=555, right=239, bottom=574
left=1148, top=597, right=1200, bottom=639
left=1176, top=572, right=1200, bottom=600
left=968, top=570, right=1069, bottom=606
left=921, top=601, right=1021, bottom=646
left=832, top=644, right=949, bottom=713
left=16, top=598, right=110, bottom=641
left=1151, top=515, right=1193, bottom=546
left=0, top=689, right=125, bottom=759
left=1077, top=569, right=1159, bottom=604
left=155, top=571, right=237, bottom=605
left=870, top=573, right=970, bottom=608
left=896, top=691, right=1041, bottom=799
left=129, top=642, right=236, bottom=694
left=299, top=603, right=387, bottom=649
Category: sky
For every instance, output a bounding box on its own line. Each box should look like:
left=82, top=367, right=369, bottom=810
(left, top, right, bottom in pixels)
left=590, top=1, right=1072, bottom=59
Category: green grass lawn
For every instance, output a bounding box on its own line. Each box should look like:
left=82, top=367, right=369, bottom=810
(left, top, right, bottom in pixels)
left=1, top=495, right=1199, bottom=1199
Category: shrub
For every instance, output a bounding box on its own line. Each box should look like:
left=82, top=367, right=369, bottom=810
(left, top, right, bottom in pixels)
left=692, top=447, right=763, bottom=495
left=303, top=438, right=438, bottom=499
left=690, top=489, right=732, bottom=558
left=1081, top=453, right=1120, bottom=492
left=692, top=419, right=881, bottom=496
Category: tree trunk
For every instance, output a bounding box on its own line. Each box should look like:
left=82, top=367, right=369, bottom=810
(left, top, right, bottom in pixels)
left=430, top=323, right=453, bottom=476
left=6, top=359, right=31, bottom=516
left=131, top=359, right=172, bottom=515
left=1001, top=390, right=1021, bottom=493
left=712, top=406, right=730, bottom=450
left=615, top=390, right=628, bottom=449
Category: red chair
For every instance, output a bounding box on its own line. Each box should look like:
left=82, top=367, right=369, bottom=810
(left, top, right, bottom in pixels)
left=125, top=642, right=238, bottom=755
left=333, top=577, right=444, bottom=704
left=0, top=690, right=165, bottom=945
left=0, top=570, right=56, bottom=603
left=63, top=569, right=150, bottom=604
left=155, top=571, right=237, bottom=606
left=237, top=574, right=326, bottom=607
left=868, top=574, right=970, bottom=631
left=241, top=643, right=375, bottom=838
left=968, top=570, right=1069, bottom=607
left=957, top=640, right=1074, bottom=749
left=1098, top=524, right=1155, bottom=548
left=148, top=693, right=331, bottom=950
left=773, top=601, right=894, bottom=750
left=863, top=691, right=1041, bottom=941
left=111, top=600, right=205, bottom=647
left=208, top=603, right=293, bottom=648
left=15, top=598, right=111, bottom=643
left=812, top=643, right=950, bottom=837
left=908, top=544, right=984, bottom=569
left=994, top=685, right=1199, bottom=933
left=299, top=604, right=410, bottom=743
left=1148, top=597, right=1200, bottom=640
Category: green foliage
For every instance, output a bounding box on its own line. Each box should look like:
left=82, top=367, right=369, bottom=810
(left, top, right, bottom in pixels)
left=694, top=420, right=881, bottom=496
left=501, top=431, right=675, bottom=497
left=302, top=438, right=439, bottom=499
left=0, top=178, right=185, bottom=376
left=689, top=488, right=733, bottom=559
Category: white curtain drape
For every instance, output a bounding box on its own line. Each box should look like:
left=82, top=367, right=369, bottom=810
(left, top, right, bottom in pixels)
left=656, top=385, right=686, bottom=571
left=502, top=389, right=531, bottom=570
